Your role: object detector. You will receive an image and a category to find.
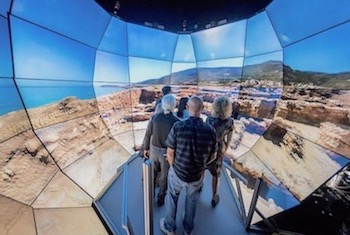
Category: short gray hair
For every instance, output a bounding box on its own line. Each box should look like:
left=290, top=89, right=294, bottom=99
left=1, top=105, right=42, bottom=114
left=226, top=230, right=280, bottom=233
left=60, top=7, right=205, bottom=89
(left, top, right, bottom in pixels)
left=161, top=94, right=176, bottom=114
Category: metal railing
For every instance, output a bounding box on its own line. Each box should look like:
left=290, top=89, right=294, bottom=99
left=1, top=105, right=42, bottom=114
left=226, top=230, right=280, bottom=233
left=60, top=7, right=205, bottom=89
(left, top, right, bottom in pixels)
left=142, top=159, right=154, bottom=235
left=223, top=161, right=276, bottom=233
left=121, top=164, right=132, bottom=235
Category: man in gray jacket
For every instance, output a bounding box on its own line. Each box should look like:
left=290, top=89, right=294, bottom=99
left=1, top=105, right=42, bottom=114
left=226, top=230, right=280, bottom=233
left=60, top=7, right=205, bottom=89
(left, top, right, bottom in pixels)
left=143, top=94, right=179, bottom=206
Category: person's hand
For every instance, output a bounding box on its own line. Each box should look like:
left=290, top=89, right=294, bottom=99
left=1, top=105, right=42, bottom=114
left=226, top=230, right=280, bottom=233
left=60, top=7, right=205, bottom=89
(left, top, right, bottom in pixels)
left=144, top=150, right=150, bottom=159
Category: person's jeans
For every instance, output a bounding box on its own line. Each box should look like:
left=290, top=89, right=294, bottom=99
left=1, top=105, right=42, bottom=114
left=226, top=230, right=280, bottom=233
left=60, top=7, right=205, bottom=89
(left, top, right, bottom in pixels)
left=150, top=145, right=169, bottom=200
left=164, top=166, right=203, bottom=233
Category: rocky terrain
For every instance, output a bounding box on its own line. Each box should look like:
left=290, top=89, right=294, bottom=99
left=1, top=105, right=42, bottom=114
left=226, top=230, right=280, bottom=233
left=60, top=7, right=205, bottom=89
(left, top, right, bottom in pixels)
left=0, top=82, right=348, bottom=213
left=0, top=130, right=58, bottom=205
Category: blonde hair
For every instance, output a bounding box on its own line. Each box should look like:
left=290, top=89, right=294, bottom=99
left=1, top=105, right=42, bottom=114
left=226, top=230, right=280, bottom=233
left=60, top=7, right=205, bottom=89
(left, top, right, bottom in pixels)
left=211, top=96, right=232, bottom=119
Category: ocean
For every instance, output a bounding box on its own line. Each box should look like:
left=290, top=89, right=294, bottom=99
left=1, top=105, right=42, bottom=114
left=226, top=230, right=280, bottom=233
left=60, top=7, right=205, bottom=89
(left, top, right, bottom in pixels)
left=0, top=85, right=126, bottom=116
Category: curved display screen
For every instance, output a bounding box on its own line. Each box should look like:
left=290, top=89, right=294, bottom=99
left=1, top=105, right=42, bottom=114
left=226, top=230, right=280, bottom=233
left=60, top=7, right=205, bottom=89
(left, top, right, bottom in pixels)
left=1, top=1, right=349, bottom=234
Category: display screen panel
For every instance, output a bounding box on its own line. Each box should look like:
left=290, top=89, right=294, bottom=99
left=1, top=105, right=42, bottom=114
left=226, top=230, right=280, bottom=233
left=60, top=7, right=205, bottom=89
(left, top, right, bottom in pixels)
left=171, top=63, right=197, bottom=85
left=0, top=78, right=24, bottom=116
left=262, top=165, right=350, bottom=234
left=98, top=17, right=128, bottom=56
left=94, top=82, right=132, bottom=144
left=95, top=84, right=134, bottom=152
left=267, top=0, right=350, bottom=46
left=240, top=51, right=283, bottom=119
left=11, top=17, right=96, bottom=81
left=32, top=170, right=93, bottom=208
left=0, top=196, right=36, bottom=234
left=0, top=78, right=31, bottom=142
left=36, top=113, right=111, bottom=170
left=197, top=58, right=243, bottom=105
left=0, top=130, right=59, bottom=205
left=16, top=79, right=98, bottom=129
left=127, top=23, right=177, bottom=61
left=94, top=51, right=129, bottom=83
left=173, top=34, right=196, bottom=62
left=252, top=124, right=350, bottom=201
left=113, top=129, right=137, bottom=155
left=16, top=79, right=95, bottom=109
left=34, top=208, right=107, bottom=234
left=277, top=21, right=350, bottom=158
left=230, top=114, right=271, bottom=149
left=11, top=0, right=110, bottom=48
left=0, top=16, right=13, bottom=77
left=129, top=57, right=171, bottom=84
left=197, top=58, right=243, bottom=86
left=191, top=20, right=246, bottom=61
left=245, top=11, right=282, bottom=57
left=63, top=139, right=130, bottom=198
left=230, top=150, right=299, bottom=223
left=132, top=128, right=147, bottom=152
left=94, top=82, right=130, bottom=104
left=0, top=0, right=11, bottom=17
left=101, top=107, right=133, bottom=135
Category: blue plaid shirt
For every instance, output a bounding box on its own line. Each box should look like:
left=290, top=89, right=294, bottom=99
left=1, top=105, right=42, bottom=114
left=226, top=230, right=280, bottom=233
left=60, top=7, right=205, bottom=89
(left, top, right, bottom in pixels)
left=166, top=117, right=217, bottom=182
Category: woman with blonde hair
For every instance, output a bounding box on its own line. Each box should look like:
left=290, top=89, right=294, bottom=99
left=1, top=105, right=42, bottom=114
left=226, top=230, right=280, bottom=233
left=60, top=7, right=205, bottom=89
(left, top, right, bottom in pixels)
left=206, top=96, right=234, bottom=207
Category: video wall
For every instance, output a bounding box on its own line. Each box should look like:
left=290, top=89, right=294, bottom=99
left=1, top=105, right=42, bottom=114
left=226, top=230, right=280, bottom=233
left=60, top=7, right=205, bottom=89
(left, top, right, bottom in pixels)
left=1, top=0, right=349, bottom=233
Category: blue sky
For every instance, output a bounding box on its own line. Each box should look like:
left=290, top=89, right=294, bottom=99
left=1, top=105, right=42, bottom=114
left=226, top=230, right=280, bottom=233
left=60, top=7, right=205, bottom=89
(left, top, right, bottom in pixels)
left=11, top=0, right=110, bottom=48
left=11, top=16, right=96, bottom=81
left=267, top=0, right=350, bottom=46
left=94, top=51, right=129, bottom=83
left=0, top=0, right=11, bottom=17
left=173, top=35, right=196, bottom=62
left=245, top=11, right=282, bottom=57
left=197, top=58, right=244, bottom=68
left=128, top=57, right=171, bottom=83
left=284, top=21, right=350, bottom=73
left=191, top=20, right=246, bottom=61
left=98, top=17, right=128, bottom=56
left=0, top=16, right=12, bottom=77
left=127, top=23, right=178, bottom=61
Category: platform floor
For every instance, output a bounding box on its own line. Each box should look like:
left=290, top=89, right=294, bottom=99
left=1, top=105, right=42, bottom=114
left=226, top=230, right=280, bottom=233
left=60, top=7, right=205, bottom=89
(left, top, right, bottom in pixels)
left=96, top=156, right=268, bottom=235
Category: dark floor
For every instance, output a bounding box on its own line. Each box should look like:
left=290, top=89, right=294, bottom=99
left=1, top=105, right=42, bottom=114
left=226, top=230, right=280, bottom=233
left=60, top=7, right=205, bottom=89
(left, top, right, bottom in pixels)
left=96, top=156, right=269, bottom=235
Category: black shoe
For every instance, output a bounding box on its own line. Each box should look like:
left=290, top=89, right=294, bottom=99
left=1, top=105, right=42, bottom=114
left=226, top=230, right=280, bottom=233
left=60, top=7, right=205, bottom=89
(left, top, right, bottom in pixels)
left=211, top=195, right=220, bottom=207
left=157, top=198, right=164, bottom=207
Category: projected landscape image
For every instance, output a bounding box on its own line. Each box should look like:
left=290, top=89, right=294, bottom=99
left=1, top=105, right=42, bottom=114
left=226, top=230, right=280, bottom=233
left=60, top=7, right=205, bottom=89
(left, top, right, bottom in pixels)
left=274, top=21, right=350, bottom=158
left=1, top=0, right=350, bottom=233
left=239, top=52, right=283, bottom=120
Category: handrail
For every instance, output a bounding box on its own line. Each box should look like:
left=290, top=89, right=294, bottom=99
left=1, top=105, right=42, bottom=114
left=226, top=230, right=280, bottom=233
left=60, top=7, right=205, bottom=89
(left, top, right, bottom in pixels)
left=223, top=161, right=248, bottom=185
left=223, top=161, right=247, bottom=219
left=143, top=159, right=154, bottom=235
left=121, top=164, right=131, bottom=235
left=245, top=178, right=262, bottom=229
left=223, top=161, right=277, bottom=233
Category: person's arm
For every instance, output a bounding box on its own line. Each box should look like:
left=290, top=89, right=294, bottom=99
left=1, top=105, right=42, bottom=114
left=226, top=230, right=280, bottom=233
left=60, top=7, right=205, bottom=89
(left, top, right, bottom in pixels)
left=167, top=147, right=175, bottom=166
left=165, top=125, right=177, bottom=164
left=207, top=151, right=217, bottom=165
left=207, top=130, right=218, bottom=165
left=142, top=119, right=153, bottom=158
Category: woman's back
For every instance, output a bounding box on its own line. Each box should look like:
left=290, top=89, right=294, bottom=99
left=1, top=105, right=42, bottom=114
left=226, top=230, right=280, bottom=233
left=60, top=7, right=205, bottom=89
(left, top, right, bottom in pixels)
left=206, top=116, right=234, bottom=144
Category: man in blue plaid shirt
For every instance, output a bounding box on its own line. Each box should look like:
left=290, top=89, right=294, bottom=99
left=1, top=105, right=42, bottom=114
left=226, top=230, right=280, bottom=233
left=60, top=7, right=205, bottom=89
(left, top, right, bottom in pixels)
left=160, top=96, right=217, bottom=235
